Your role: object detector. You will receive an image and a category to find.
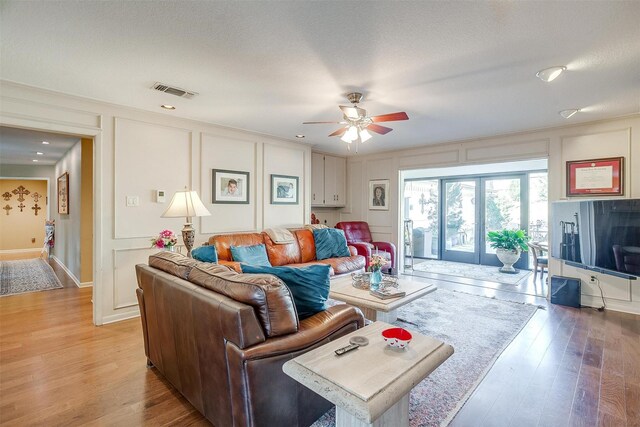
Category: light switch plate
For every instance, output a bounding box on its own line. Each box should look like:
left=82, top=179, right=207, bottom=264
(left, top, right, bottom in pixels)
left=126, top=196, right=140, bottom=207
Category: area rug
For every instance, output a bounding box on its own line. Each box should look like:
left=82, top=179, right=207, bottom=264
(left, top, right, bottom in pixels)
left=313, top=290, right=538, bottom=427
left=0, top=258, right=63, bottom=296
left=413, top=259, right=531, bottom=285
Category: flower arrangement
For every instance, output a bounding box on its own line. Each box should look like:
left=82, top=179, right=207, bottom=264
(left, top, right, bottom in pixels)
left=151, top=229, right=178, bottom=249
left=369, top=254, right=386, bottom=271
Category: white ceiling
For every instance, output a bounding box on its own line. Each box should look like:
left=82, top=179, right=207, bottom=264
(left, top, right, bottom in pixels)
left=1, top=1, right=639, bottom=155
left=0, top=127, right=80, bottom=166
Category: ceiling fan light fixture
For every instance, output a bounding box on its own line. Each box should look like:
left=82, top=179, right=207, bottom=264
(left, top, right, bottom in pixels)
left=559, top=109, right=580, bottom=119
left=536, top=66, right=567, bottom=82
left=343, top=125, right=358, bottom=141
left=359, top=129, right=372, bottom=142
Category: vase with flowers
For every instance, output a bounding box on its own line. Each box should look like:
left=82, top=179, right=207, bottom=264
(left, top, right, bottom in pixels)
left=151, top=229, right=178, bottom=252
left=369, top=254, right=386, bottom=290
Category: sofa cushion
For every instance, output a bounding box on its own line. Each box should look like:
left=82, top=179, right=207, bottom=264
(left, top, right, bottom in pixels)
left=313, top=228, right=351, bottom=260
left=241, top=264, right=331, bottom=320
left=209, top=232, right=264, bottom=261
left=317, top=255, right=366, bottom=276
left=191, top=245, right=218, bottom=263
left=293, top=229, right=317, bottom=263
left=149, top=251, right=200, bottom=280
left=262, top=233, right=302, bottom=266
left=188, top=263, right=298, bottom=337
left=231, top=244, right=272, bottom=266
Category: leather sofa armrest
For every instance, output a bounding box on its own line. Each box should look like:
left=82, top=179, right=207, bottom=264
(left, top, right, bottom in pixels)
left=218, top=260, right=242, bottom=273
left=231, top=304, right=365, bottom=361
left=347, top=245, right=358, bottom=257
left=348, top=242, right=372, bottom=263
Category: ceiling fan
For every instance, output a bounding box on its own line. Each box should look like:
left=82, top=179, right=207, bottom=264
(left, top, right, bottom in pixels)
left=303, top=92, right=409, bottom=151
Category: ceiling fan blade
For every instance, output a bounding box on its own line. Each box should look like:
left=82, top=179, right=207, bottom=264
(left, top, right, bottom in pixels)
left=366, top=123, right=393, bottom=135
left=370, top=112, right=409, bottom=123
left=328, top=127, right=348, bottom=137
left=339, top=105, right=365, bottom=119
left=303, top=121, right=345, bottom=124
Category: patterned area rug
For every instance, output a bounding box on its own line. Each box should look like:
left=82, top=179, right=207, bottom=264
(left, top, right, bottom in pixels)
left=0, top=258, right=63, bottom=296
left=413, top=259, right=531, bottom=285
left=313, top=290, right=538, bottom=427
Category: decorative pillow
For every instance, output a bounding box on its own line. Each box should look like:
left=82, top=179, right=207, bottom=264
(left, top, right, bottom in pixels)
left=241, top=264, right=331, bottom=319
left=191, top=245, right=218, bottom=263
left=313, top=228, right=351, bottom=260
left=230, top=243, right=272, bottom=267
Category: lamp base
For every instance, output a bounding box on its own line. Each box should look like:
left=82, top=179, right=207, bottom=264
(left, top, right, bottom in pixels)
left=182, top=223, right=195, bottom=258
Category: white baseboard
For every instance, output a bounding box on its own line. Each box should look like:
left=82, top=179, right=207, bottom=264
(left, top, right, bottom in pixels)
left=51, top=255, right=82, bottom=288
left=580, top=294, right=640, bottom=315
left=101, top=309, right=140, bottom=325
left=0, top=248, right=42, bottom=254
left=79, top=281, right=93, bottom=288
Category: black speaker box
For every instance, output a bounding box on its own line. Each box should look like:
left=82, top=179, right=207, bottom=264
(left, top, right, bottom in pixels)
left=550, top=275, right=581, bottom=308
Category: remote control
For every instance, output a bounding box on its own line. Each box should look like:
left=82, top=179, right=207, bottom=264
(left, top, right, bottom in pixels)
left=334, top=343, right=359, bottom=356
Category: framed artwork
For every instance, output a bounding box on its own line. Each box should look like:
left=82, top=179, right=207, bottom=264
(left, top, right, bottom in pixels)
left=369, top=179, right=389, bottom=211
left=212, top=169, right=250, bottom=204
left=57, top=172, right=69, bottom=214
left=566, top=157, right=624, bottom=197
left=271, top=174, right=299, bottom=205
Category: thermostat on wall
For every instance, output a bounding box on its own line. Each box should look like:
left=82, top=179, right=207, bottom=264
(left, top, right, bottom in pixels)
left=156, top=190, right=165, bottom=203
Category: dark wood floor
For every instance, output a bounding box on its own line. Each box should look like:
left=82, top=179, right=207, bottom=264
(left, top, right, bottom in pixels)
left=0, top=261, right=638, bottom=426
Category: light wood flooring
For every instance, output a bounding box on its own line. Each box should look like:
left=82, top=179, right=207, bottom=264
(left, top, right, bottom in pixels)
left=0, top=261, right=638, bottom=426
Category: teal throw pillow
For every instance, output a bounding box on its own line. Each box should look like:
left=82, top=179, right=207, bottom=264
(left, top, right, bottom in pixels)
left=191, top=245, right=218, bottom=263
left=313, top=228, right=351, bottom=260
left=241, top=264, right=331, bottom=319
left=230, top=243, right=272, bottom=267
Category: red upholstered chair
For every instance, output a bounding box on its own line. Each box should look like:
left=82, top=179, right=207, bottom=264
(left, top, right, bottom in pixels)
left=335, top=221, right=396, bottom=272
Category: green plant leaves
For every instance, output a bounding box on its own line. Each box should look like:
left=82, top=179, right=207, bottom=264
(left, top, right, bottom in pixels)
left=486, top=229, right=530, bottom=252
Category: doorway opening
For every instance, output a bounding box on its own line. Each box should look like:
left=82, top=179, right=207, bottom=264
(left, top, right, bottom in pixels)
left=401, top=159, right=548, bottom=295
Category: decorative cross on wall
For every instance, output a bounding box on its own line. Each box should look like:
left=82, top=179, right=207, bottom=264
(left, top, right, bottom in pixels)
left=31, top=192, right=42, bottom=203
left=2, top=192, right=11, bottom=201
left=12, top=186, right=30, bottom=202
left=3, top=204, right=12, bottom=215
left=18, top=202, right=26, bottom=212
left=32, top=203, right=41, bottom=216
left=418, top=193, right=428, bottom=215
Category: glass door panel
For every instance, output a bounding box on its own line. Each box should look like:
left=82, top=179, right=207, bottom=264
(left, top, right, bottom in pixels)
left=403, top=180, right=439, bottom=259
left=480, top=175, right=527, bottom=269
left=442, top=179, right=479, bottom=264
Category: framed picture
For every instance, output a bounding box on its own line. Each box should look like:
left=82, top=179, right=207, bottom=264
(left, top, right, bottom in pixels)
left=271, top=174, right=299, bottom=205
left=566, top=157, right=624, bottom=197
left=369, top=179, right=389, bottom=211
left=57, top=172, right=69, bottom=214
left=212, top=169, right=250, bottom=204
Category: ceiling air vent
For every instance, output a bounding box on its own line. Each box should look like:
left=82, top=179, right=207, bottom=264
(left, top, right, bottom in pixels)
left=151, top=82, right=198, bottom=99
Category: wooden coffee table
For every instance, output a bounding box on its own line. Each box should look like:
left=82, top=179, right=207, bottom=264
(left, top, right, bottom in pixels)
left=283, top=321, right=454, bottom=427
left=329, top=275, right=437, bottom=322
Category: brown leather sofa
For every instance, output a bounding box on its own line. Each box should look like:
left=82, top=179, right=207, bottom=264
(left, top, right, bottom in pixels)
left=208, top=228, right=366, bottom=276
left=136, top=251, right=365, bottom=427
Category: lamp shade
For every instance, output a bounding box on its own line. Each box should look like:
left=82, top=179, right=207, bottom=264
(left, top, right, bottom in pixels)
left=161, top=190, right=210, bottom=218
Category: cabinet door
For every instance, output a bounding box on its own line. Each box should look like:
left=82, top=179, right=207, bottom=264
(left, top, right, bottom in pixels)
left=334, top=156, right=346, bottom=207
left=311, top=153, right=325, bottom=206
left=324, top=155, right=338, bottom=206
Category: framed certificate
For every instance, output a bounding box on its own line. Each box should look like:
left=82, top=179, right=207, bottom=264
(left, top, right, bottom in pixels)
left=566, top=157, right=624, bottom=197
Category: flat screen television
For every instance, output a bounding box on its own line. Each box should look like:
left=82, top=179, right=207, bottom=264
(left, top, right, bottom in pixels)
left=551, top=199, right=640, bottom=279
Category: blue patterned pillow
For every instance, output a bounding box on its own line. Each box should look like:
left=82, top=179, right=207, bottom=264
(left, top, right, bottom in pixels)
left=230, top=244, right=272, bottom=266
left=191, top=245, right=218, bottom=263
left=313, top=228, right=351, bottom=260
left=241, top=264, right=330, bottom=319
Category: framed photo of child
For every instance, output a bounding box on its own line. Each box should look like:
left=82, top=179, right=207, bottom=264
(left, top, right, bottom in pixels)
left=212, top=169, right=250, bottom=204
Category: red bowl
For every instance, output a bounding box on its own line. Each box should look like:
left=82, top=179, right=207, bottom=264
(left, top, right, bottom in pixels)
left=381, top=327, right=412, bottom=349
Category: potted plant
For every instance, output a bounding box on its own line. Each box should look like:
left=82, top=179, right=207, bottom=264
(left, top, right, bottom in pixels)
left=487, top=229, right=529, bottom=273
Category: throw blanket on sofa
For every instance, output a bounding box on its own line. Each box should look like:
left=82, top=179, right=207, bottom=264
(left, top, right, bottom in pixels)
left=264, top=228, right=295, bottom=244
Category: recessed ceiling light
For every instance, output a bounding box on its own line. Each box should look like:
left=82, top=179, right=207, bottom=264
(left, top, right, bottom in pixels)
left=536, top=66, right=567, bottom=82
left=32, top=159, right=39, bottom=162
left=42, top=141, right=50, bottom=145
left=161, top=104, right=176, bottom=110
left=36, top=152, right=44, bottom=155
left=559, top=109, right=580, bottom=119
left=295, top=134, right=305, bottom=138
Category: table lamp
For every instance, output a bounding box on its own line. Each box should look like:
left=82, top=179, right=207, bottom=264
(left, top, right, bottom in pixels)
left=161, top=187, right=210, bottom=258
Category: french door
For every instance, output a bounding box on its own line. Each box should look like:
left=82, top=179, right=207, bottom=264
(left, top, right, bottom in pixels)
left=441, top=174, right=528, bottom=270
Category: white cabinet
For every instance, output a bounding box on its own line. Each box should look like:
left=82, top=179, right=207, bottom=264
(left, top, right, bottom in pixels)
left=311, top=153, right=346, bottom=207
